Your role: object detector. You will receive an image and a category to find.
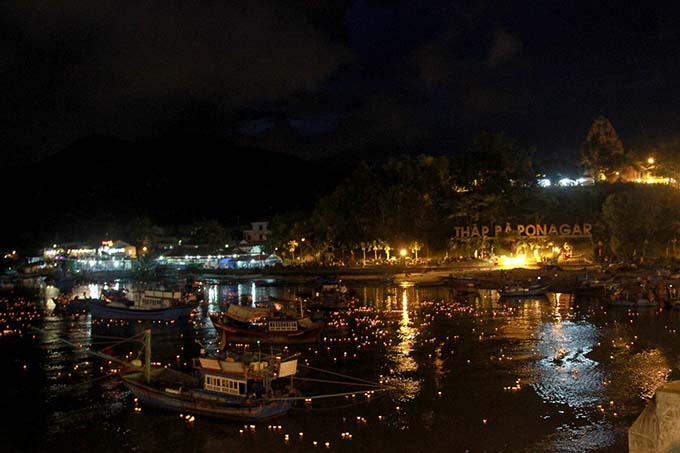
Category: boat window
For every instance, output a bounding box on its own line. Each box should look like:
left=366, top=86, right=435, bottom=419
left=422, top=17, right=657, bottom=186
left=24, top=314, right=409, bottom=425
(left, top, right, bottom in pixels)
left=268, top=321, right=298, bottom=331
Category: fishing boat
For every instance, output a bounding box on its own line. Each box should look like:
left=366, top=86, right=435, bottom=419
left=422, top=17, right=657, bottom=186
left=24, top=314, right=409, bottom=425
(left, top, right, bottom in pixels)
left=121, top=331, right=299, bottom=422
left=89, top=289, right=198, bottom=321
left=209, top=303, right=324, bottom=345
left=31, top=327, right=394, bottom=424
left=497, top=282, right=550, bottom=298
left=606, top=280, right=658, bottom=307
left=296, top=277, right=356, bottom=310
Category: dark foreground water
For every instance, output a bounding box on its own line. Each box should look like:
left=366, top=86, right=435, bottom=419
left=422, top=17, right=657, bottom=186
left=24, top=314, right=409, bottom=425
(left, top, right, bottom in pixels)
left=3, top=280, right=679, bottom=452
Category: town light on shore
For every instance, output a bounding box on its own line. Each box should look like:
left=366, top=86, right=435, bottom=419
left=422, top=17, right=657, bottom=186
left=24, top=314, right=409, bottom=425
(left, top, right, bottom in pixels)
left=499, top=254, right=527, bottom=267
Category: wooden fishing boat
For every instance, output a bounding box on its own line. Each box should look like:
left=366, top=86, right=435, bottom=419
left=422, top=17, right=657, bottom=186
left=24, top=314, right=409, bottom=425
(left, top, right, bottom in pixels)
left=89, top=289, right=198, bottom=321
left=31, top=327, right=394, bottom=424
left=209, top=303, right=324, bottom=344
left=121, top=331, right=299, bottom=422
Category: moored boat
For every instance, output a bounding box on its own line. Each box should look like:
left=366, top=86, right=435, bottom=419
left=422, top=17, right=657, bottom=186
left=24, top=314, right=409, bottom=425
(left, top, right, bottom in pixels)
left=497, top=282, right=550, bottom=298
left=90, top=289, right=197, bottom=320
left=572, top=273, right=613, bottom=296
left=299, top=277, right=356, bottom=310
left=210, top=303, right=324, bottom=345
left=122, top=332, right=299, bottom=422
left=606, top=280, right=658, bottom=307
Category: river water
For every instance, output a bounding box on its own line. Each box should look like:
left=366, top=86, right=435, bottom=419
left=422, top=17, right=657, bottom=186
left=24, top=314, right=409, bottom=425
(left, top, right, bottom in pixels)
left=3, top=279, right=679, bottom=452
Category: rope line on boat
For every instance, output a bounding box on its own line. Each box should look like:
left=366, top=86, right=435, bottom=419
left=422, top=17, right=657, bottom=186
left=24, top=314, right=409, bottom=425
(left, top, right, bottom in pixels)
left=289, top=393, right=390, bottom=411
left=299, top=364, right=387, bottom=386
left=271, top=386, right=394, bottom=402
left=292, top=376, right=389, bottom=388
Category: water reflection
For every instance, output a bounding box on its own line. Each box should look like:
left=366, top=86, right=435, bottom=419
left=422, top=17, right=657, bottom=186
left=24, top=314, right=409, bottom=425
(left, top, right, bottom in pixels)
left=5, top=279, right=680, bottom=452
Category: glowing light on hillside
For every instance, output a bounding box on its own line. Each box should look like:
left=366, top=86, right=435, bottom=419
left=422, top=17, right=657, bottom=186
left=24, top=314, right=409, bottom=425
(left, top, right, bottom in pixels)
left=499, top=254, right=527, bottom=267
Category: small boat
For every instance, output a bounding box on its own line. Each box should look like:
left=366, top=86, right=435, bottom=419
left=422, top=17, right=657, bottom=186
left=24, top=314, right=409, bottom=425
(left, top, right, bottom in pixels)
left=498, top=294, right=549, bottom=304
left=572, top=273, right=613, bottom=296
left=497, top=282, right=550, bottom=298
left=210, top=303, right=324, bottom=345
left=89, top=289, right=198, bottom=320
left=606, top=281, right=658, bottom=307
left=119, top=331, right=299, bottom=422
left=303, top=278, right=356, bottom=310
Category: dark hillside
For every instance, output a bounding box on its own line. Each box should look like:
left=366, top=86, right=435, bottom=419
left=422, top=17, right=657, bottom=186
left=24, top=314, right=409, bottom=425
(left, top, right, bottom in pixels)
left=1, top=135, right=351, bottom=249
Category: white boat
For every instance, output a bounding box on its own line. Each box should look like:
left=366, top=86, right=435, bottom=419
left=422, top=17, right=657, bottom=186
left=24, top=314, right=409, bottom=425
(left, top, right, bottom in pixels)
left=59, top=289, right=198, bottom=320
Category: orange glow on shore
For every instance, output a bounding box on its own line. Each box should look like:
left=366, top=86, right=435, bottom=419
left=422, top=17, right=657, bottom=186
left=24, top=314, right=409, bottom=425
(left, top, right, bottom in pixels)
left=499, top=254, right=527, bottom=267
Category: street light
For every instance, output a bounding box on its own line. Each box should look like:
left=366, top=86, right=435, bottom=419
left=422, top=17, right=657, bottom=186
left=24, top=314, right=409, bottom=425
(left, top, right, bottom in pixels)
left=400, top=249, right=407, bottom=264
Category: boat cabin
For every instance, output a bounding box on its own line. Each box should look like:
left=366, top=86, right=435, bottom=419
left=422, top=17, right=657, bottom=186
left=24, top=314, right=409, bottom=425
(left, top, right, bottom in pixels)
left=193, top=355, right=298, bottom=398
left=136, top=290, right=184, bottom=308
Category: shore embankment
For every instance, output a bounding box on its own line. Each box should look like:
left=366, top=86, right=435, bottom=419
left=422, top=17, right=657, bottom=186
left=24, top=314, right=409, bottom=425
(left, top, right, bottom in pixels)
left=71, top=259, right=672, bottom=293
left=183, top=260, right=609, bottom=291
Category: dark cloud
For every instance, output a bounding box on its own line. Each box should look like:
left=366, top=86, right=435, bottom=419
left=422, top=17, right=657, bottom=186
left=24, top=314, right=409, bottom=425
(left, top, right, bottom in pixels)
left=3, top=1, right=680, bottom=166
left=486, top=27, right=522, bottom=67
left=1, top=0, right=351, bottom=165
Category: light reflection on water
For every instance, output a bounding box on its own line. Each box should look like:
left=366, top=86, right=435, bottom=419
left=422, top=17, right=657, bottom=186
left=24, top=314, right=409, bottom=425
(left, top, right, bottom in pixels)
left=391, top=288, right=420, bottom=402
left=6, top=281, right=680, bottom=452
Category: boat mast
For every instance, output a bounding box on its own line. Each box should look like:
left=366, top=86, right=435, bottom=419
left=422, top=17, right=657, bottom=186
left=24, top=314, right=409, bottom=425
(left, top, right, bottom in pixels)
left=144, top=329, right=151, bottom=383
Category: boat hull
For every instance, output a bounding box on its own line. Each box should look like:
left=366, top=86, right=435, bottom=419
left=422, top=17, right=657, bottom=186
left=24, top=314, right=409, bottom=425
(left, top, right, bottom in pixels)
left=497, top=284, right=549, bottom=298
left=89, top=299, right=196, bottom=321
left=122, top=373, right=291, bottom=422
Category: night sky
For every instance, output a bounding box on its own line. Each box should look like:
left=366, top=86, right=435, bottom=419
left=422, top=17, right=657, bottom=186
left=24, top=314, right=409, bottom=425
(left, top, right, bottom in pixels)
left=3, top=1, right=680, bottom=168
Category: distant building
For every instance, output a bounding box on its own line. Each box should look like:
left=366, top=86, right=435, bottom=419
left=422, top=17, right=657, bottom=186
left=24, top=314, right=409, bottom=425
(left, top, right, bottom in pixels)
left=243, top=221, right=269, bottom=243
left=156, top=243, right=281, bottom=270
left=42, top=240, right=137, bottom=273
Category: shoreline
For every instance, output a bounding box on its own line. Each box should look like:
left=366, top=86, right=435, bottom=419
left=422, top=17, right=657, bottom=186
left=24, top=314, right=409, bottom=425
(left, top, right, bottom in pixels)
left=44, top=259, right=672, bottom=293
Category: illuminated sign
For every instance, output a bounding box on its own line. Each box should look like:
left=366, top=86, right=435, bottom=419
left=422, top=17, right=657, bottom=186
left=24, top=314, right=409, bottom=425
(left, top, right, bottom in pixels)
left=453, top=223, right=592, bottom=238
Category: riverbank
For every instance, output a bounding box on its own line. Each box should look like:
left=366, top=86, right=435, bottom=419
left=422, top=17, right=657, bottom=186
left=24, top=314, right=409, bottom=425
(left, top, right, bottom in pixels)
left=189, top=260, right=605, bottom=292
left=39, top=258, right=670, bottom=294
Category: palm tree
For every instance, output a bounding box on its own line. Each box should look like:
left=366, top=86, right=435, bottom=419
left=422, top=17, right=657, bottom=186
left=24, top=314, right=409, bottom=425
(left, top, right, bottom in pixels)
left=370, top=240, right=382, bottom=262
left=287, top=240, right=299, bottom=263
left=410, top=241, right=423, bottom=261
left=383, top=242, right=392, bottom=261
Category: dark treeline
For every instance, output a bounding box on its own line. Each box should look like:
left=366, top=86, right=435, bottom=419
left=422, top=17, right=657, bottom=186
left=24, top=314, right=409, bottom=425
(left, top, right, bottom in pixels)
left=267, top=132, right=680, bottom=263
